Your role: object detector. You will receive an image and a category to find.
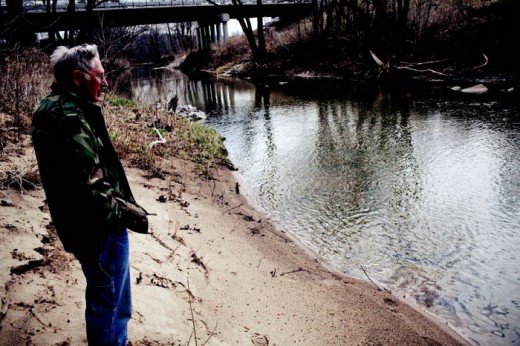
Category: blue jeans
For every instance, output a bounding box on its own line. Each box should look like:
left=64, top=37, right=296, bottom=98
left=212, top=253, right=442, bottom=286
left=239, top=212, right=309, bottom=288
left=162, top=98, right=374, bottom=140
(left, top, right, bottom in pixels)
left=79, top=229, right=132, bottom=346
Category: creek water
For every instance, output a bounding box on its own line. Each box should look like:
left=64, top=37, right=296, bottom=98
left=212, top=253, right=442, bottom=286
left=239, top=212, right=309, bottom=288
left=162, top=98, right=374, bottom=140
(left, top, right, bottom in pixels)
left=127, top=67, right=520, bottom=346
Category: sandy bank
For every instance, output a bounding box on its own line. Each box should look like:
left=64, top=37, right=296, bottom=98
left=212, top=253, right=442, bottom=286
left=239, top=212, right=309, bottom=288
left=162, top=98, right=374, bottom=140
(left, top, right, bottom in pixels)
left=0, top=138, right=469, bottom=345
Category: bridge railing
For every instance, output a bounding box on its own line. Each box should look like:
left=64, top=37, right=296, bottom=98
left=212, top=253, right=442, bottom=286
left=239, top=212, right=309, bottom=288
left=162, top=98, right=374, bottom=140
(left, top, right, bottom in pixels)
left=1, top=0, right=309, bottom=14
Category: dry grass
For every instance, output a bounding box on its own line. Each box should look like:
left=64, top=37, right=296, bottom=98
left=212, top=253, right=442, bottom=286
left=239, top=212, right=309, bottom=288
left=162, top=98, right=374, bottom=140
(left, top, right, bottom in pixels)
left=212, top=35, right=252, bottom=70
left=0, top=162, right=40, bottom=192
left=0, top=48, right=229, bottom=187
left=102, top=94, right=229, bottom=179
left=0, top=49, right=53, bottom=141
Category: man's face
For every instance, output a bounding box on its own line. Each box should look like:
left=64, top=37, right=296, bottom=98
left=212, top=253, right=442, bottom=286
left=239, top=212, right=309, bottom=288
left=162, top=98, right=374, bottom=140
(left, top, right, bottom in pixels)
left=77, top=57, right=108, bottom=103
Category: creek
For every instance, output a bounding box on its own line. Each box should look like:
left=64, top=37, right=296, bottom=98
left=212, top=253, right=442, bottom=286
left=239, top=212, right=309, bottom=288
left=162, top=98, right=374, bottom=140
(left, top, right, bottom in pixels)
left=126, top=66, right=520, bottom=346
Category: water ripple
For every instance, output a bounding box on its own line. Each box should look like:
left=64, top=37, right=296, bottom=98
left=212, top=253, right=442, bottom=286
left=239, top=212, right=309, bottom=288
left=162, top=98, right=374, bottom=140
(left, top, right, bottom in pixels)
left=135, top=72, right=520, bottom=346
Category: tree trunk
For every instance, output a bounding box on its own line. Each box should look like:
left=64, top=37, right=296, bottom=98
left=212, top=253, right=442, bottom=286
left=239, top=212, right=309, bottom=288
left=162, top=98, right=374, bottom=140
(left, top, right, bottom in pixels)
left=256, top=0, right=266, bottom=60
left=312, top=0, right=320, bottom=38
left=231, top=0, right=263, bottom=62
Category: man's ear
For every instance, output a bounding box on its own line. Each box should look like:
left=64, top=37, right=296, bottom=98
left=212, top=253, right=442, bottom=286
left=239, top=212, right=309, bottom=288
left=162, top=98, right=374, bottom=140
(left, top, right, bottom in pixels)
left=72, top=70, right=84, bottom=87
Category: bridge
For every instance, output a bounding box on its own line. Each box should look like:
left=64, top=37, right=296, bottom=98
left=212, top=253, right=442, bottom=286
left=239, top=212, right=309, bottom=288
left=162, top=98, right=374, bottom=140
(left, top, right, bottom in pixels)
left=0, top=0, right=313, bottom=35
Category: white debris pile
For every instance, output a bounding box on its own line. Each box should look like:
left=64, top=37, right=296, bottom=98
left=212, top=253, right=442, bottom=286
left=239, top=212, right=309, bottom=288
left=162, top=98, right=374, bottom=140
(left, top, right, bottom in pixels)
left=175, top=104, right=207, bottom=122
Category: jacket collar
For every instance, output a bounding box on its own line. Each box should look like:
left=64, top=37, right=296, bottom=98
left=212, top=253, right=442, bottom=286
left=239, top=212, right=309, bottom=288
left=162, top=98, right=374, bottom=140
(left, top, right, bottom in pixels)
left=50, top=82, right=101, bottom=111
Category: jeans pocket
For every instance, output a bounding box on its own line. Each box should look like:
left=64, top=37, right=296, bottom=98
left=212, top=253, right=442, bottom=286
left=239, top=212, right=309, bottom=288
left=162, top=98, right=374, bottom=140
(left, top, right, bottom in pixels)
left=86, top=262, right=115, bottom=311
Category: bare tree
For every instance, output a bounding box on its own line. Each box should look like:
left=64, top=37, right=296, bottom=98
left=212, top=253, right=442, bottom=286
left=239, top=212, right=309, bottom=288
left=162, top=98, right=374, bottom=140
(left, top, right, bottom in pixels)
left=165, top=22, right=196, bottom=53
left=94, top=25, right=148, bottom=64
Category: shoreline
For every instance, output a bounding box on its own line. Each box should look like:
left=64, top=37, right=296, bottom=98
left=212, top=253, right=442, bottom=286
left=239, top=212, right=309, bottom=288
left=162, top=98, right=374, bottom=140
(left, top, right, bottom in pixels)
left=230, top=168, right=345, bottom=278
left=229, top=163, right=470, bottom=343
left=0, top=140, right=470, bottom=345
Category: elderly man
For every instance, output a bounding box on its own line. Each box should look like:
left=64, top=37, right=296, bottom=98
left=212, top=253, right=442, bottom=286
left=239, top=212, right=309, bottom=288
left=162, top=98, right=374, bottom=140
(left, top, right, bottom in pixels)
left=31, top=43, right=147, bottom=346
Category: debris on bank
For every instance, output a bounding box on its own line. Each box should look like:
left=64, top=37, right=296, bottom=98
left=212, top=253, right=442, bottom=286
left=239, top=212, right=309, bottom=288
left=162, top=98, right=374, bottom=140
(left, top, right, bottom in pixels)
left=159, top=95, right=207, bottom=122
left=175, top=104, right=207, bottom=122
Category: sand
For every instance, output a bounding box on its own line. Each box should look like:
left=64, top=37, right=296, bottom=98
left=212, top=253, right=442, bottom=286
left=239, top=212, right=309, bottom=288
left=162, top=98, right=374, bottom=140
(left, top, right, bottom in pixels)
left=0, top=136, right=470, bottom=346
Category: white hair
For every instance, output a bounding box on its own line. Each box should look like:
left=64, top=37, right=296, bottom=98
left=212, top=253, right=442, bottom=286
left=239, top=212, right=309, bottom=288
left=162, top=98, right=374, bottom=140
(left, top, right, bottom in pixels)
left=50, top=44, right=100, bottom=86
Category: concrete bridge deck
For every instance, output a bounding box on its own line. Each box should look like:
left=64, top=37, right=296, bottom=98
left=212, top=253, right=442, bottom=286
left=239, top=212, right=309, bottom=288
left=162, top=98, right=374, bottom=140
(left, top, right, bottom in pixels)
left=5, top=0, right=310, bottom=12
left=1, top=0, right=313, bottom=32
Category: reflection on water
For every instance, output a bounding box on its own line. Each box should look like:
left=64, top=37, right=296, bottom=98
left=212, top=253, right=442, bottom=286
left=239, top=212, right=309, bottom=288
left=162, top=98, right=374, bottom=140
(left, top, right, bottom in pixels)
left=130, top=68, right=520, bottom=346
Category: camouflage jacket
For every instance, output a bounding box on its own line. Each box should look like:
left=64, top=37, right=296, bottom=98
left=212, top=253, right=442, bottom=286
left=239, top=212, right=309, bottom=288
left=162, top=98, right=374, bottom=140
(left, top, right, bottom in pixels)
left=32, top=83, right=135, bottom=259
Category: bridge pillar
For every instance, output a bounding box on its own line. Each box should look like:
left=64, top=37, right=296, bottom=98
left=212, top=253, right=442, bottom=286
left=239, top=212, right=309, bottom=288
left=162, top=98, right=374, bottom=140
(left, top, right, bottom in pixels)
left=200, top=28, right=206, bottom=50
left=222, top=21, right=229, bottom=44
left=195, top=13, right=230, bottom=50
left=219, top=14, right=230, bottom=45
left=210, top=24, right=216, bottom=44
left=203, top=26, right=211, bottom=50
left=196, top=26, right=203, bottom=50
left=216, top=23, right=222, bottom=46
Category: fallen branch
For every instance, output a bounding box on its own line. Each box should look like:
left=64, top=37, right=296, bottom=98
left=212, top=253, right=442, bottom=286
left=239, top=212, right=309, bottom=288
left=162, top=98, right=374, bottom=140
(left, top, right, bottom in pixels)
left=399, top=58, right=450, bottom=67
left=466, top=53, right=489, bottom=71
left=201, top=322, right=218, bottom=346
left=28, top=306, right=47, bottom=327
left=187, top=277, right=198, bottom=346
left=148, top=127, right=166, bottom=149
left=395, top=66, right=449, bottom=77
left=360, top=265, right=390, bottom=293
left=370, top=50, right=489, bottom=78
left=397, top=54, right=488, bottom=77
left=222, top=203, right=244, bottom=215
left=280, top=267, right=306, bottom=276
left=370, top=50, right=385, bottom=67
left=0, top=165, right=40, bottom=193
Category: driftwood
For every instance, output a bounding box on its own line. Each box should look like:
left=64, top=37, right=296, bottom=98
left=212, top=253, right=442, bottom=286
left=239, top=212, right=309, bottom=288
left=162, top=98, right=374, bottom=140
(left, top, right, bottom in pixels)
left=369, top=50, right=489, bottom=78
